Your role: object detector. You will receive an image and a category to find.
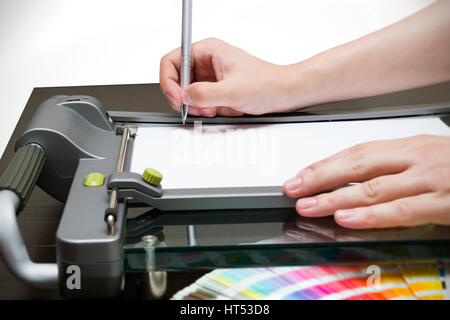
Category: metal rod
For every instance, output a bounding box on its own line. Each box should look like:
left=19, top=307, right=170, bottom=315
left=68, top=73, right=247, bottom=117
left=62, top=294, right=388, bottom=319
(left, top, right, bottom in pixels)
left=187, top=225, right=197, bottom=246
left=0, top=190, right=58, bottom=289
left=106, top=126, right=132, bottom=235
left=116, top=126, right=131, bottom=172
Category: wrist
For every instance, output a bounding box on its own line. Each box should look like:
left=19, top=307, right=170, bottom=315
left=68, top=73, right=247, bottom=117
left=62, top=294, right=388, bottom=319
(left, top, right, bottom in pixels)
left=278, top=56, right=335, bottom=112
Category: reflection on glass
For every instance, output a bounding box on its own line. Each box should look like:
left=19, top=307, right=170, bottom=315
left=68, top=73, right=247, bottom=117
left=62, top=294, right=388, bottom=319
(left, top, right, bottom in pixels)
left=123, top=207, right=450, bottom=272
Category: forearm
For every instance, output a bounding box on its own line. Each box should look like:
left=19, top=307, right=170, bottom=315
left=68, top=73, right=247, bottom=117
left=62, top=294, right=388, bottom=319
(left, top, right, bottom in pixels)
left=283, top=0, right=450, bottom=111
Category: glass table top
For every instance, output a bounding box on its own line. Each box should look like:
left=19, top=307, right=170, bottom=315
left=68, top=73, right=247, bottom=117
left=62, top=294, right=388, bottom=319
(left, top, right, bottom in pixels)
left=123, top=206, right=450, bottom=272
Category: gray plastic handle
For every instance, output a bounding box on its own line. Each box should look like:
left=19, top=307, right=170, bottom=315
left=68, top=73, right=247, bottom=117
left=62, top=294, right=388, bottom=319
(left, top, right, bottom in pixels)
left=0, top=144, right=58, bottom=289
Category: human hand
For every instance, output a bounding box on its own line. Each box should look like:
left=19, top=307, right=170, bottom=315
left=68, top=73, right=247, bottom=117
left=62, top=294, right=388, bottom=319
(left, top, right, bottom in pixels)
left=160, top=38, right=290, bottom=117
left=283, top=135, right=450, bottom=229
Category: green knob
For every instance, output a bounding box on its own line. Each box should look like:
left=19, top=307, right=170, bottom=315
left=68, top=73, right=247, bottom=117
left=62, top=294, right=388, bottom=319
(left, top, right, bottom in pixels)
left=84, top=172, right=105, bottom=187
left=142, top=168, right=163, bottom=186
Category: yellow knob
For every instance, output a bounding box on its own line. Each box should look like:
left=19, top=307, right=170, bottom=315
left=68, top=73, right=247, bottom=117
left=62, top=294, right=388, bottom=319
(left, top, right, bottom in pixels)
left=142, top=168, right=163, bottom=186
left=84, top=172, right=105, bottom=187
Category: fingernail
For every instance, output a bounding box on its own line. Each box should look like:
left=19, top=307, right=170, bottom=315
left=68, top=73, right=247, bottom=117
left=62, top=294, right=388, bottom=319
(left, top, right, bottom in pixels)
left=336, top=209, right=355, bottom=220
left=182, top=91, right=193, bottom=105
left=284, top=177, right=302, bottom=192
left=297, top=197, right=317, bottom=210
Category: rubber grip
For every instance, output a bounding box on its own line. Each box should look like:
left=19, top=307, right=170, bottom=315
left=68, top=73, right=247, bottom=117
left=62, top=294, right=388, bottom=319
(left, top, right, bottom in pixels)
left=0, top=144, right=45, bottom=211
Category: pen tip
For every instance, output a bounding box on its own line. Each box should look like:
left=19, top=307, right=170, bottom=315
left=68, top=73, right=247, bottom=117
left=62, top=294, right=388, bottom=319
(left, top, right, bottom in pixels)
left=181, top=104, right=188, bottom=125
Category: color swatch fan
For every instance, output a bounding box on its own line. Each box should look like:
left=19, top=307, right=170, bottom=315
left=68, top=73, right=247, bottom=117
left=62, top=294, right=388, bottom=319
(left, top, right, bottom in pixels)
left=172, top=262, right=449, bottom=300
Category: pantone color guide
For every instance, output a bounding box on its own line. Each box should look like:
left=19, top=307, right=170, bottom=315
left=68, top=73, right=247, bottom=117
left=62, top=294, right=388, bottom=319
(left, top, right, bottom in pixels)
left=173, top=262, right=449, bottom=300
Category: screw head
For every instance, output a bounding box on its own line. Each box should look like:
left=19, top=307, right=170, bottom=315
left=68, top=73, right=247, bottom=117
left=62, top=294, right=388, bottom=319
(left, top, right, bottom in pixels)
left=142, top=235, right=158, bottom=245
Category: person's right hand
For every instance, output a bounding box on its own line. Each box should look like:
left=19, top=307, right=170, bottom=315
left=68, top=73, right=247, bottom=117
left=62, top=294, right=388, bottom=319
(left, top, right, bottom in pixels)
left=160, top=38, right=290, bottom=117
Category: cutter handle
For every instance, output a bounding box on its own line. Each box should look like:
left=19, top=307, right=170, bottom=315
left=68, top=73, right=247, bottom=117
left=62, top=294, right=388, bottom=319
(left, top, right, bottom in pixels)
left=0, top=144, right=58, bottom=289
left=0, top=144, right=45, bottom=211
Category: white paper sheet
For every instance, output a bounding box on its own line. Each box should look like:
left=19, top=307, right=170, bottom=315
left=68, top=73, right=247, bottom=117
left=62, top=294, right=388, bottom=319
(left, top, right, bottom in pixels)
left=130, top=117, right=450, bottom=189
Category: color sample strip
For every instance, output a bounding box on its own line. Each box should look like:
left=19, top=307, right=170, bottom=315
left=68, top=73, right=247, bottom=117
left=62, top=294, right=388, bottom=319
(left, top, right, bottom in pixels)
left=399, top=262, right=446, bottom=300
left=172, top=262, right=450, bottom=300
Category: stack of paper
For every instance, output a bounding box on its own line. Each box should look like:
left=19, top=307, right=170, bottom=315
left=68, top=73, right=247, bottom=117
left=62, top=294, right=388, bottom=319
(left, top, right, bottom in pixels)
left=131, top=117, right=450, bottom=190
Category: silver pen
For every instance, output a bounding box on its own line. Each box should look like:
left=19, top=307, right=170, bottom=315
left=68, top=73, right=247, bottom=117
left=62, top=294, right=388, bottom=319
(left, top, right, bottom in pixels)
left=180, top=0, right=192, bottom=125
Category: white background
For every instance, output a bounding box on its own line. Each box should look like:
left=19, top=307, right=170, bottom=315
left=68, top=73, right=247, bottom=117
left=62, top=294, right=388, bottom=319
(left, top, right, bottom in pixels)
left=0, top=0, right=433, bottom=156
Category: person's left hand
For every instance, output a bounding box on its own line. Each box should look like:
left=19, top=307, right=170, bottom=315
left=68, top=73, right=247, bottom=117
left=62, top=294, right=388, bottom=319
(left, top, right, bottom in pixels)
left=283, top=134, right=450, bottom=229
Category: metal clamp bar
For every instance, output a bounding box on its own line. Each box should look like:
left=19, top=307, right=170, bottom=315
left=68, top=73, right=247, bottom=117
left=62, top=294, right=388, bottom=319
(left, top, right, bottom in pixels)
left=105, top=125, right=137, bottom=235
left=108, top=102, right=450, bottom=125
left=114, top=186, right=296, bottom=211
left=107, top=172, right=163, bottom=198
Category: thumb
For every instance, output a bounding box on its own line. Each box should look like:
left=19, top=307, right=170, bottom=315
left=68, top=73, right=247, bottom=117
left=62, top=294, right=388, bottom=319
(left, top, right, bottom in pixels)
left=182, top=81, right=235, bottom=108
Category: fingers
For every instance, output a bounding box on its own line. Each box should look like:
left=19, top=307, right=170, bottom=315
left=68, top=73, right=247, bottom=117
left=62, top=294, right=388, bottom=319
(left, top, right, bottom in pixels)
left=294, top=171, right=429, bottom=217
left=283, top=140, right=410, bottom=199
left=160, top=53, right=239, bottom=116
left=161, top=38, right=227, bottom=112
left=161, top=43, right=242, bottom=116
left=160, top=47, right=183, bottom=110
left=216, top=107, right=244, bottom=117
left=160, top=38, right=251, bottom=117
left=182, top=80, right=237, bottom=108
left=199, top=107, right=244, bottom=117
left=184, top=106, right=244, bottom=118
left=334, top=192, right=450, bottom=229
left=161, top=73, right=243, bottom=117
